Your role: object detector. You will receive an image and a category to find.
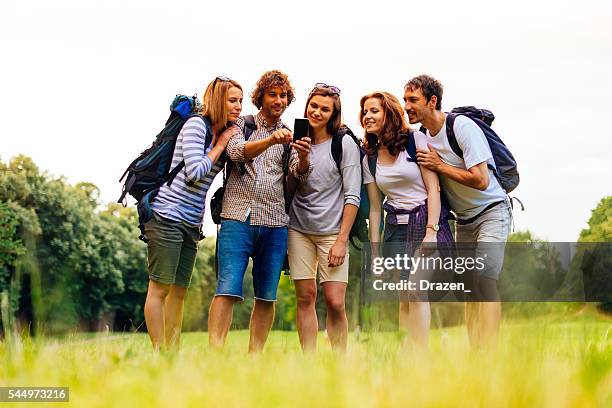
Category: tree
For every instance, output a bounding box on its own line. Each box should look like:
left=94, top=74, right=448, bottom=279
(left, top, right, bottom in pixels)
left=579, top=196, right=612, bottom=242
left=99, top=203, right=148, bottom=332
left=578, top=196, right=612, bottom=313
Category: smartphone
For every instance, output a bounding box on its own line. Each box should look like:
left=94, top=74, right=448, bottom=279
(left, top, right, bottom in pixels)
left=293, top=118, right=309, bottom=142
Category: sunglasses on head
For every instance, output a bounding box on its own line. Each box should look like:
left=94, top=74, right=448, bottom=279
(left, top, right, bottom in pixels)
left=311, top=82, right=341, bottom=95
left=213, top=76, right=231, bottom=88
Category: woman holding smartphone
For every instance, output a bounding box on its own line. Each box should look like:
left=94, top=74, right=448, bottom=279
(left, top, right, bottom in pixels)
left=143, top=76, right=243, bottom=351
left=287, top=83, right=361, bottom=353
left=359, top=91, right=453, bottom=350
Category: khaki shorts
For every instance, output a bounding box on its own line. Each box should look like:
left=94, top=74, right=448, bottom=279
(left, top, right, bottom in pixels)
left=287, top=229, right=349, bottom=283
left=455, top=198, right=512, bottom=280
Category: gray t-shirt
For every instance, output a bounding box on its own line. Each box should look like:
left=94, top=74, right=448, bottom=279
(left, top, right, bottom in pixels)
left=289, top=136, right=361, bottom=235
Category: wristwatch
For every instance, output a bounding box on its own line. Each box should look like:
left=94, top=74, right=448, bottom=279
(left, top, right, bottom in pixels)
left=426, top=224, right=440, bottom=232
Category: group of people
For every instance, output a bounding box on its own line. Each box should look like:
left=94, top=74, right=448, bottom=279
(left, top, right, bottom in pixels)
left=141, top=70, right=512, bottom=354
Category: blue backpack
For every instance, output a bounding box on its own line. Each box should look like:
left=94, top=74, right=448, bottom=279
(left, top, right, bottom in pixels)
left=445, top=106, right=520, bottom=193
left=118, top=94, right=212, bottom=242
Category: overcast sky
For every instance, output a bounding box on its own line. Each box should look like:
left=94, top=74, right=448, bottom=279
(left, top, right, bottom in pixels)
left=1, top=0, right=611, bottom=240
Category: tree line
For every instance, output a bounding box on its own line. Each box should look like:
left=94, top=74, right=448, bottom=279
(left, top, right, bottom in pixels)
left=1, top=155, right=610, bottom=337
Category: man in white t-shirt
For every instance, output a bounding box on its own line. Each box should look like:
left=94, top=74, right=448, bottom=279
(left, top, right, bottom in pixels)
left=403, top=74, right=512, bottom=351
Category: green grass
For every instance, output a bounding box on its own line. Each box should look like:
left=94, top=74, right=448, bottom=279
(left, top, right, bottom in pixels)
left=1, top=310, right=611, bottom=407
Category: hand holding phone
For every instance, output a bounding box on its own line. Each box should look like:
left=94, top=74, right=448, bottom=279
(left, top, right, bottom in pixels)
left=293, top=118, right=309, bottom=143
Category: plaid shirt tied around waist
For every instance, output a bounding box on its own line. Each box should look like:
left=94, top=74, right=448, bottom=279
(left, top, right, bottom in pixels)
left=384, top=200, right=455, bottom=257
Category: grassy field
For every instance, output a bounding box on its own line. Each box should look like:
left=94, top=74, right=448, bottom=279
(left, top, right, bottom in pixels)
left=1, top=309, right=611, bottom=407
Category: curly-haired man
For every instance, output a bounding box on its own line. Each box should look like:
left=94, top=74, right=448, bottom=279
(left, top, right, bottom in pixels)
left=208, top=70, right=312, bottom=352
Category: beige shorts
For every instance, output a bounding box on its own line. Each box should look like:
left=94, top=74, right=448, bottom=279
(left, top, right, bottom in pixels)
left=287, top=229, right=349, bottom=283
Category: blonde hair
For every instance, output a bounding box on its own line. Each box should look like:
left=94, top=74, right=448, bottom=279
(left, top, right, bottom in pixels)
left=202, top=78, right=242, bottom=127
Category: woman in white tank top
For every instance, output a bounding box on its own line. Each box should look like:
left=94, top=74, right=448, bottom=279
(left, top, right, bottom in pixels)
left=359, top=91, right=454, bottom=351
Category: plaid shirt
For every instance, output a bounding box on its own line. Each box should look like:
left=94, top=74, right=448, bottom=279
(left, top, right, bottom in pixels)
left=383, top=201, right=455, bottom=258
left=221, top=112, right=313, bottom=227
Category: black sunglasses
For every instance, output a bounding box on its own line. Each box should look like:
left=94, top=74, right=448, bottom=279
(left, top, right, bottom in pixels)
left=311, top=82, right=341, bottom=95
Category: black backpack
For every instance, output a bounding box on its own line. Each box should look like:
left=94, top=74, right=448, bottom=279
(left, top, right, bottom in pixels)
left=365, top=131, right=418, bottom=176
left=117, top=94, right=211, bottom=242
left=329, top=126, right=372, bottom=249
left=444, top=106, right=519, bottom=193
left=210, top=115, right=291, bottom=225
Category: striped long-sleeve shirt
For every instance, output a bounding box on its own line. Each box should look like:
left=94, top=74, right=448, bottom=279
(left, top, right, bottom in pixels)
left=152, top=116, right=224, bottom=227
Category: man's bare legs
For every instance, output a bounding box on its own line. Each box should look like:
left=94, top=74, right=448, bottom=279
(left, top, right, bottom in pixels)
left=208, top=295, right=238, bottom=349
left=248, top=299, right=275, bottom=353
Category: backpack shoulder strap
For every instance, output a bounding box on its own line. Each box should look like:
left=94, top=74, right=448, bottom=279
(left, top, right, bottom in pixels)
left=367, top=151, right=377, bottom=179
left=331, top=133, right=343, bottom=173
left=331, top=126, right=359, bottom=174
left=406, top=131, right=417, bottom=162
left=445, top=113, right=464, bottom=158
left=185, top=113, right=214, bottom=150
left=230, top=115, right=258, bottom=177
left=244, top=115, right=257, bottom=140
left=282, top=143, right=291, bottom=176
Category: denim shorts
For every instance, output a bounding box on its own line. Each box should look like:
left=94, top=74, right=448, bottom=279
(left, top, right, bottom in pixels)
left=215, top=218, right=288, bottom=301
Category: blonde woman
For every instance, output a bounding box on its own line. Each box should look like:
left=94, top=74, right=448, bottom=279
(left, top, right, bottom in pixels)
left=144, top=76, right=243, bottom=351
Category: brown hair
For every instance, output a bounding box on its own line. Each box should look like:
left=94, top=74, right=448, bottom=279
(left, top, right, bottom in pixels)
left=359, top=91, right=410, bottom=156
left=251, top=70, right=295, bottom=109
left=201, top=77, right=243, bottom=127
left=404, top=74, right=444, bottom=110
left=303, top=86, right=342, bottom=136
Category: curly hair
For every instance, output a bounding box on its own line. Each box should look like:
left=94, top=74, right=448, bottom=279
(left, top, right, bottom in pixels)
left=251, top=70, right=296, bottom=109
left=359, top=91, right=410, bottom=156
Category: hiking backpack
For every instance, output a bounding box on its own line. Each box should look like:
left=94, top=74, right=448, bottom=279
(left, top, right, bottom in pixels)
left=444, top=106, right=520, bottom=193
left=329, top=126, right=383, bottom=249
left=117, top=94, right=212, bottom=242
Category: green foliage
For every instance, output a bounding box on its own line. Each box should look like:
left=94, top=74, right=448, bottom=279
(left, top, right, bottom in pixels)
left=99, top=204, right=148, bottom=331
left=0, top=202, right=25, bottom=292
left=0, top=155, right=149, bottom=334
left=4, top=153, right=610, bottom=335
left=182, top=237, right=217, bottom=331
left=577, top=196, right=612, bottom=312
left=579, top=196, right=612, bottom=242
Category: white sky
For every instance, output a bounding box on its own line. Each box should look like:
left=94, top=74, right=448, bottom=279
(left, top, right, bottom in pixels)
left=1, top=0, right=611, bottom=240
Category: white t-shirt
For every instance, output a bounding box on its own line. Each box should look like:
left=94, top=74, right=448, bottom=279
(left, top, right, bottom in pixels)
left=362, top=131, right=428, bottom=224
left=424, top=115, right=506, bottom=219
